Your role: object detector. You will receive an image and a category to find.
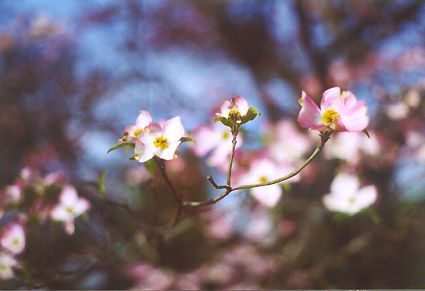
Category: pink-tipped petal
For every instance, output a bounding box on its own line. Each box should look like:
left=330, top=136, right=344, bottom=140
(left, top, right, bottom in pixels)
left=321, top=87, right=356, bottom=112
left=297, top=91, right=323, bottom=129
left=339, top=100, right=369, bottom=132
left=135, top=110, right=152, bottom=128
left=157, top=141, right=181, bottom=160
left=219, top=100, right=232, bottom=117
left=233, top=96, right=249, bottom=116
left=163, top=116, right=185, bottom=142
left=135, top=140, right=155, bottom=163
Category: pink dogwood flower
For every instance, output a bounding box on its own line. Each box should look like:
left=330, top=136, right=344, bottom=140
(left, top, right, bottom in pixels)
left=51, top=185, right=90, bottom=235
left=217, top=96, right=249, bottom=123
left=322, top=172, right=377, bottom=215
left=0, top=252, right=18, bottom=280
left=123, top=110, right=152, bottom=142
left=1, top=223, right=26, bottom=254
left=298, top=87, right=369, bottom=132
left=134, top=116, right=185, bottom=162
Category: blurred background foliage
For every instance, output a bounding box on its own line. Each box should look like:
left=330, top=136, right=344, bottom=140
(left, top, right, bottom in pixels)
left=1, top=0, right=425, bottom=289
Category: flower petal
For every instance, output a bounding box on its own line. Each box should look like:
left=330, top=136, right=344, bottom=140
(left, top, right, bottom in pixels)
left=163, top=116, right=185, bottom=142
left=330, top=173, right=359, bottom=196
left=157, top=141, right=181, bottom=160
left=339, top=100, right=369, bottom=132
left=252, top=185, right=282, bottom=207
left=321, top=87, right=356, bottom=112
left=354, top=185, right=377, bottom=210
left=135, top=140, right=155, bottom=163
left=59, top=185, right=79, bottom=206
left=218, top=100, right=231, bottom=117
left=233, top=96, right=249, bottom=116
left=297, top=91, right=323, bottom=129
left=135, top=110, right=152, bottom=128
left=74, top=198, right=90, bottom=216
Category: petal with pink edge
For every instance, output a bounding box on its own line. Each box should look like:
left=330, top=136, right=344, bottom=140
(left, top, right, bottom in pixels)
left=339, top=100, right=369, bottom=132
left=218, top=100, right=232, bottom=117
left=233, top=96, right=249, bottom=116
left=321, top=87, right=357, bottom=112
left=163, top=116, right=185, bottom=142
left=297, top=91, right=323, bottom=129
left=135, top=110, right=152, bottom=128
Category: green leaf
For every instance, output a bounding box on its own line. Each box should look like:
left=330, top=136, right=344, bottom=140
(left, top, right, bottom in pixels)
left=107, top=141, right=135, bottom=153
left=180, top=137, right=195, bottom=143
left=214, top=116, right=232, bottom=128
left=98, top=170, right=107, bottom=197
left=362, top=129, right=370, bottom=138
left=240, top=106, right=259, bottom=125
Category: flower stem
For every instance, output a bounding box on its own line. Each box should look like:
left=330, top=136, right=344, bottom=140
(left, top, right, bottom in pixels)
left=226, top=130, right=238, bottom=187
left=182, top=131, right=331, bottom=207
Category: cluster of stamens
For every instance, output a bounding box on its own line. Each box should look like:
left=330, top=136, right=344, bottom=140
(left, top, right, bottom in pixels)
left=321, top=109, right=340, bottom=126
left=153, top=135, right=169, bottom=150
left=228, top=108, right=242, bottom=121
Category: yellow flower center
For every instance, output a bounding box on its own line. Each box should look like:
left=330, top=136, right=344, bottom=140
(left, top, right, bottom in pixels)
left=321, top=109, right=340, bottom=126
left=12, top=239, right=19, bottom=246
left=349, top=197, right=356, bottom=205
left=228, top=108, right=242, bottom=121
left=259, top=176, right=268, bottom=183
left=66, top=207, right=74, bottom=214
left=222, top=131, right=230, bottom=140
left=133, top=128, right=144, bottom=138
left=153, top=135, right=169, bottom=150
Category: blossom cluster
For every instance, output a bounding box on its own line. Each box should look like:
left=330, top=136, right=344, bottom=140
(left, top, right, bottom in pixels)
left=0, top=168, right=90, bottom=280
left=112, top=88, right=376, bottom=214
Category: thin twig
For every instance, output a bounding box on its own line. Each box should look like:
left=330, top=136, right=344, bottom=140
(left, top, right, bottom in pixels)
left=182, top=131, right=332, bottom=207
left=154, top=157, right=182, bottom=228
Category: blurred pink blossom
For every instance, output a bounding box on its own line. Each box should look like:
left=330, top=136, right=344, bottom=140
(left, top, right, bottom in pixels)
left=126, top=263, right=175, bottom=290
left=324, top=131, right=380, bottom=164
left=192, top=122, right=243, bottom=170
left=244, top=209, right=276, bottom=246
left=2, top=185, right=22, bottom=205
left=298, top=87, right=369, bottom=132
left=322, top=172, right=377, bottom=215
left=0, top=252, right=18, bottom=280
left=1, top=223, right=26, bottom=254
left=50, top=185, right=90, bottom=235
left=264, top=119, right=311, bottom=164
